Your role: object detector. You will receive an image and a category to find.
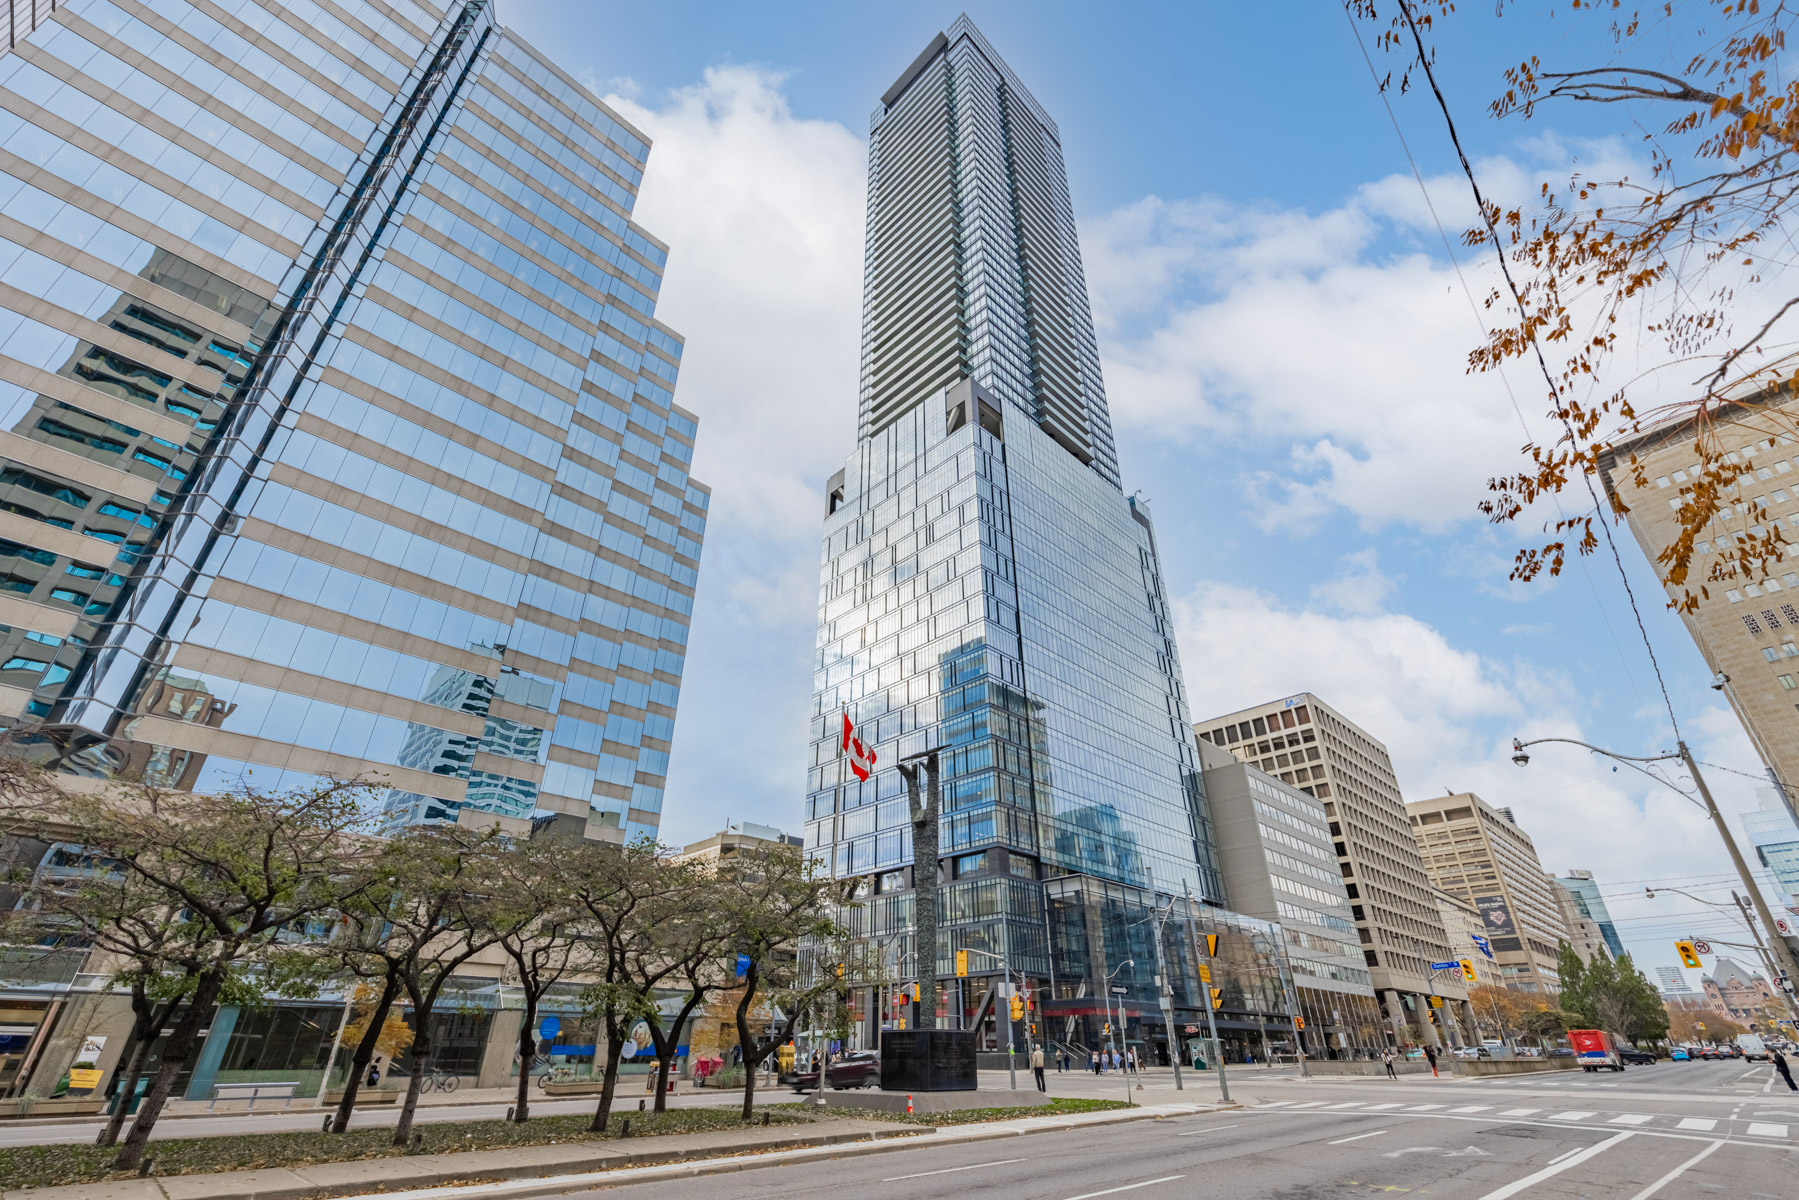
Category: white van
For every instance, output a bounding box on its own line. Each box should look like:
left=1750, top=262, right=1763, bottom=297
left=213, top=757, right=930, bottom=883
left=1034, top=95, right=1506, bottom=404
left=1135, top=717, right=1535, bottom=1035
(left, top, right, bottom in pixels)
left=1738, top=1034, right=1769, bottom=1061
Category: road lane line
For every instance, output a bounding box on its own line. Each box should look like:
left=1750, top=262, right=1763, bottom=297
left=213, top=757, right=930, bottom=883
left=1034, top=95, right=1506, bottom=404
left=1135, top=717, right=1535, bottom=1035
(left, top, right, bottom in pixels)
left=1547, top=1145, right=1586, bottom=1165
left=1475, top=1131, right=1634, bottom=1200
left=1745, top=1122, right=1788, bottom=1137
left=1608, top=1114, right=1654, bottom=1125
left=883, top=1159, right=1025, bottom=1182
left=1327, top=1130, right=1387, bottom=1144
left=1059, top=1175, right=1185, bottom=1200
left=1496, top=1108, right=1539, bottom=1117
left=1676, top=1118, right=1717, bottom=1131
left=1625, top=1139, right=1724, bottom=1200
left=1175, top=1125, right=1239, bottom=1136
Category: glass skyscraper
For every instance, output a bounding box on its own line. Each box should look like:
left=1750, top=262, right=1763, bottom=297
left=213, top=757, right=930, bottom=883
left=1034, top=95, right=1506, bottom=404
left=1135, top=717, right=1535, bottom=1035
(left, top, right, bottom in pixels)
left=0, top=0, right=705, bottom=843
left=806, top=17, right=1224, bottom=1048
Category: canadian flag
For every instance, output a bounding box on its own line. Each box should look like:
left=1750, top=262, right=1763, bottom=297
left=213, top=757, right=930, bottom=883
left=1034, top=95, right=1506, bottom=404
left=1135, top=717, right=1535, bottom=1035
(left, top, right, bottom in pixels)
left=841, top=711, right=877, bottom=782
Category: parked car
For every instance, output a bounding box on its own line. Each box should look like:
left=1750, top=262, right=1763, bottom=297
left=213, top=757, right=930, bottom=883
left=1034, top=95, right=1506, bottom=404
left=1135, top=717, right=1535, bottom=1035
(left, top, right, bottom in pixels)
left=1453, top=1047, right=1490, bottom=1059
left=790, top=1050, right=881, bottom=1092
left=1619, top=1047, right=1657, bottom=1065
left=1670, top=1047, right=1690, bottom=1061
left=1548, top=1048, right=1575, bottom=1058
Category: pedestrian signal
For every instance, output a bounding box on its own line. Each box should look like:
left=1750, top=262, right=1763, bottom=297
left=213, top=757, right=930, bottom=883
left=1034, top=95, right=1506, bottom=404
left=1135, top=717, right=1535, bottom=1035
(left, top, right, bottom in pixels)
left=1009, top=996, right=1025, bottom=1021
left=1209, top=987, right=1224, bottom=1010
left=1204, top=934, right=1219, bottom=957
left=1676, top=941, right=1702, bottom=969
left=1459, top=958, right=1476, bottom=982
left=956, top=950, right=968, bottom=977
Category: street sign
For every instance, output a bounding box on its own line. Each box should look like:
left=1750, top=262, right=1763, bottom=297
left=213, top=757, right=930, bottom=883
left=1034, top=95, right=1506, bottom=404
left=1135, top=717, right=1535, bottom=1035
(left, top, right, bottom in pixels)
left=1184, top=1025, right=1199, bottom=1034
left=1110, top=985, right=1128, bottom=995
left=1209, top=987, right=1224, bottom=1010
left=955, top=950, right=968, bottom=977
left=1427, top=996, right=1442, bottom=1008
left=1198, top=963, right=1212, bottom=983
left=1204, top=934, right=1219, bottom=957
left=735, top=954, right=751, bottom=979
left=1429, top=961, right=1458, bottom=971
left=1693, top=940, right=1713, bottom=955
left=539, top=1015, right=561, bottom=1040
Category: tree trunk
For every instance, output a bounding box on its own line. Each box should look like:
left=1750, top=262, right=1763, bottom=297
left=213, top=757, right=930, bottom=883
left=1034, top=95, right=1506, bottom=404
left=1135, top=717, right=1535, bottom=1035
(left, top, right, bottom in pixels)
left=331, top=975, right=400, bottom=1135
left=736, top=964, right=760, bottom=1122
left=645, top=991, right=704, bottom=1115
left=513, top=986, right=537, bottom=1123
left=587, top=1013, right=625, bottom=1134
left=391, top=1019, right=431, bottom=1148
left=97, top=991, right=171, bottom=1149
left=112, top=968, right=226, bottom=1172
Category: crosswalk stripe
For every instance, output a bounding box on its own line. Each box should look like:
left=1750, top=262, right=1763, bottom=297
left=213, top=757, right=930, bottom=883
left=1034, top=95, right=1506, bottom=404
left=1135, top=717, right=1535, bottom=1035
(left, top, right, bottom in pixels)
left=1676, top=1118, right=1717, bottom=1131
left=1745, top=1122, right=1789, bottom=1137
left=1323, top=1102, right=1363, bottom=1110
left=1449, top=1105, right=1490, bottom=1113
left=1551, top=1111, right=1596, bottom=1121
left=1361, top=1103, right=1404, bottom=1111
left=1606, top=1114, right=1654, bottom=1125
left=1497, top=1108, right=1539, bottom=1117
left=1258, top=1101, right=1292, bottom=1108
left=1404, top=1104, right=1445, bottom=1111
left=1291, top=1102, right=1328, bottom=1109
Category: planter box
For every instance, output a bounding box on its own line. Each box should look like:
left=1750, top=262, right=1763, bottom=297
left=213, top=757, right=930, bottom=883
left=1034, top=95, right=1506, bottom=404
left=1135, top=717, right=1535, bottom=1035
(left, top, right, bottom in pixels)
left=542, top=1081, right=608, bottom=1096
left=3, top=1097, right=105, bottom=1119
left=1452, top=1057, right=1580, bottom=1076
left=322, top=1089, right=400, bottom=1106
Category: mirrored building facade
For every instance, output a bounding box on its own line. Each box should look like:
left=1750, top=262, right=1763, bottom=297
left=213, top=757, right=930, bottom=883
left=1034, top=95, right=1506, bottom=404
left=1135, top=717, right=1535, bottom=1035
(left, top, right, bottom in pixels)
left=0, top=0, right=705, bottom=842
left=807, top=17, right=1234, bottom=1059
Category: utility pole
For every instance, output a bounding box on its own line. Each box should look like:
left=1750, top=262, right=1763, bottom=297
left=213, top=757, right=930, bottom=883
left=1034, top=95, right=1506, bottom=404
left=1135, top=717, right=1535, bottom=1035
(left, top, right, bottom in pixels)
left=1149, top=896, right=1184, bottom=1091
left=1185, top=882, right=1229, bottom=1103
left=1733, top=892, right=1799, bottom=1023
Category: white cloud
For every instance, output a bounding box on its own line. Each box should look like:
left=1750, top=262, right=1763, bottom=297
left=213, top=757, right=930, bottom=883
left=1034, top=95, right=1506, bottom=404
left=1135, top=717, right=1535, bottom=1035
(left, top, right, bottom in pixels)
left=600, top=68, right=868, bottom=843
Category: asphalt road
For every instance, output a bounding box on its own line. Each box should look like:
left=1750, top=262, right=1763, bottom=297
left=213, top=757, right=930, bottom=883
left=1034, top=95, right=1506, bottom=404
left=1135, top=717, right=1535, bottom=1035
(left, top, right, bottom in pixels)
left=553, top=1060, right=1799, bottom=1200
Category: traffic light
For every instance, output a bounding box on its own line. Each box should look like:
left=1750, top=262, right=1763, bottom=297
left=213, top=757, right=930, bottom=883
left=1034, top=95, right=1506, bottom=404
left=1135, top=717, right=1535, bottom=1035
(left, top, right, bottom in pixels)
left=834, top=962, right=844, bottom=978
left=1676, top=941, right=1702, bottom=969
left=956, top=950, right=968, bottom=977
left=1296, top=1016, right=1305, bottom=1030
left=1204, top=934, right=1219, bottom=957
left=1009, top=996, right=1025, bottom=1021
left=1209, top=987, right=1224, bottom=1010
left=1460, top=958, right=1476, bottom=982
left=1103, top=1022, right=1111, bottom=1035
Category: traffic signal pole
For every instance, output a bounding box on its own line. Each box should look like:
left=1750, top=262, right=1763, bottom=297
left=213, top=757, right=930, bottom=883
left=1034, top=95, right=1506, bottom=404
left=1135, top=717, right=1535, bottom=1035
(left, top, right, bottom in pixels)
left=1186, top=882, right=1229, bottom=1104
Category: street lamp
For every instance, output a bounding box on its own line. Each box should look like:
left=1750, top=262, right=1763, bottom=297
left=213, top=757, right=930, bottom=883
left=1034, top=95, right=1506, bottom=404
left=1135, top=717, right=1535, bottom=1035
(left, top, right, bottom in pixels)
left=1511, top=735, right=1799, bottom=1005
left=1645, top=885, right=1799, bottom=1022
left=1106, top=959, right=1134, bottom=1106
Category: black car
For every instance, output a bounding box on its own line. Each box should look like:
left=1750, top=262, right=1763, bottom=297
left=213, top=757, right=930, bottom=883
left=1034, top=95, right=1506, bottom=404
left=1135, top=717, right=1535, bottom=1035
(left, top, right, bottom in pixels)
left=790, top=1050, right=881, bottom=1092
left=1619, top=1047, right=1657, bottom=1065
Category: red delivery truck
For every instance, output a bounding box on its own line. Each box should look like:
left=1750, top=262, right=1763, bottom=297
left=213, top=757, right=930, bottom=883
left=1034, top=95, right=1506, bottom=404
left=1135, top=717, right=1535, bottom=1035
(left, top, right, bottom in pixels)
left=1569, top=1029, right=1624, bottom=1072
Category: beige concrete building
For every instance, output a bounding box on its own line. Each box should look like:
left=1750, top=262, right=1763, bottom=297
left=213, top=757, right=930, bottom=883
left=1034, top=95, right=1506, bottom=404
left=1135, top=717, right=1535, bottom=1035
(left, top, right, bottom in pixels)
left=672, top=820, right=802, bottom=867
left=1433, top=886, right=1489, bottom=984
left=1197, top=693, right=1462, bottom=1046
left=1406, top=793, right=1569, bottom=992
left=1601, top=391, right=1799, bottom=803
left=1549, top=876, right=1611, bottom=965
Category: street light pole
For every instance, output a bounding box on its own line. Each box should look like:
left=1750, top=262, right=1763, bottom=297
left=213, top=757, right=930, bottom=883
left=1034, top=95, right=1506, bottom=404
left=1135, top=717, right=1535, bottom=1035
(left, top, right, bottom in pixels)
left=1149, top=897, right=1184, bottom=1091
left=1105, top=958, right=1134, bottom=1107
left=1514, top=736, right=1799, bottom=1007
left=1184, top=882, right=1230, bottom=1103
left=1647, top=885, right=1799, bottom=1023
left=965, top=947, right=1018, bottom=1091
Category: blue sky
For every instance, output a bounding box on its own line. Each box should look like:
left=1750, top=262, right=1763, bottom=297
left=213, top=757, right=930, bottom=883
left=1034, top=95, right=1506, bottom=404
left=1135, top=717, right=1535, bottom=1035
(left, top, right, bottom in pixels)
left=500, top=1, right=1792, bottom=986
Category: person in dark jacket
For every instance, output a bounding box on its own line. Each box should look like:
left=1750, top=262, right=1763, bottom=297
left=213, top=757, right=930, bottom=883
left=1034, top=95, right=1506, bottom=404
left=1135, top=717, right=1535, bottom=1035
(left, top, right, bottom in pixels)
left=1774, top=1047, right=1798, bottom=1091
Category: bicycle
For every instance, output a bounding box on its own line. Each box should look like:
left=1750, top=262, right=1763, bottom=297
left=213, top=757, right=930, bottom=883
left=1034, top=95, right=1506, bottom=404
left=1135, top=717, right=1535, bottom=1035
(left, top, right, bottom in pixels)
left=534, top=1065, right=577, bottom=1090
left=423, top=1066, right=459, bottom=1093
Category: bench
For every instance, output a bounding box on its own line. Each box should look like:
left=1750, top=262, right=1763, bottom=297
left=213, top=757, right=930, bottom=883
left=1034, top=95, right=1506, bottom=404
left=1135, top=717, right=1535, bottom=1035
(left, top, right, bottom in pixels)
left=208, top=1081, right=300, bottom=1111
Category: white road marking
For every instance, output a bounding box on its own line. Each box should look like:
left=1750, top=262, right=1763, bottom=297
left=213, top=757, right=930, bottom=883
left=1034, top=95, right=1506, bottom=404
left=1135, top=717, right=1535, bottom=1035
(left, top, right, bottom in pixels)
left=1497, top=1108, right=1539, bottom=1117
left=1676, top=1118, right=1718, bottom=1131
left=1361, top=1103, right=1404, bottom=1110
left=1550, top=1110, right=1596, bottom=1121
left=1608, top=1114, right=1655, bottom=1126
left=1745, top=1122, right=1788, bottom=1137
left=1257, top=1101, right=1292, bottom=1108
left=1737, top=1067, right=1762, bottom=1080
left=1475, top=1131, right=1634, bottom=1200
left=1625, top=1139, right=1724, bottom=1200
left=1059, top=1176, right=1185, bottom=1200
left=1291, top=1101, right=1327, bottom=1108
left=1175, top=1125, right=1238, bottom=1137
left=1323, top=1102, right=1363, bottom=1110
left=1547, top=1145, right=1587, bottom=1165
left=1449, top=1105, right=1489, bottom=1113
left=1327, top=1130, right=1387, bottom=1144
left=884, top=1159, right=1025, bottom=1182
left=1404, top=1104, right=1445, bottom=1111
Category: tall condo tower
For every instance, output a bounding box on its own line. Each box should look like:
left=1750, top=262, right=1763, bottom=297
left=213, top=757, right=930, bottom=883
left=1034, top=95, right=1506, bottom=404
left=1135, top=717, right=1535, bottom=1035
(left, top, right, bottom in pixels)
left=805, top=17, right=1224, bottom=1046
left=0, top=0, right=706, bottom=843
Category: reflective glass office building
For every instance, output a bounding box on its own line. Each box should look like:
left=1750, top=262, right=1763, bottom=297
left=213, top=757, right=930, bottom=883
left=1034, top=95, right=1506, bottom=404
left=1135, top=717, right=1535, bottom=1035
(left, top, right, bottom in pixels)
left=805, top=17, right=1235, bottom=1054
left=0, top=0, right=706, bottom=842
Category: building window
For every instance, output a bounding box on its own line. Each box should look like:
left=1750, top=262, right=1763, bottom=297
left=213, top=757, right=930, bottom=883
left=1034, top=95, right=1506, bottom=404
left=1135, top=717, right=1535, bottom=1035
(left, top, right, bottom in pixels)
left=1767, top=609, right=1784, bottom=628
left=1781, top=675, right=1797, bottom=690
left=1766, top=648, right=1782, bottom=662
left=1746, top=613, right=1764, bottom=634
left=1729, top=590, right=1744, bottom=603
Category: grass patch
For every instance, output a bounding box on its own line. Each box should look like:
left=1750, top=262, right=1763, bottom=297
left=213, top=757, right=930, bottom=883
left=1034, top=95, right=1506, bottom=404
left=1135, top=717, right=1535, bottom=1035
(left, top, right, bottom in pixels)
left=0, top=1104, right=821, bottom=1192
left=826, top=1096, right=1134, bottom=1126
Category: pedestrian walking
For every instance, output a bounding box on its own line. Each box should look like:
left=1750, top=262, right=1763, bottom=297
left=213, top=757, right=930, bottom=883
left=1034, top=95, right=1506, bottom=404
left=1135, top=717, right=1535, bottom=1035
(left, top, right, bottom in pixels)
left=1031, top=1044, right=1046, bottom=1092
left=1059, top=1048, right=1069, bottom=1073
left=1382, top=1048, right=1397, bottom=1079
left=1090, top=1050, right=1100, bottom=1074
left=1424, top=1044, right=1438, bottom=1078
left=1775, top=1047, right=1798, bottom=1092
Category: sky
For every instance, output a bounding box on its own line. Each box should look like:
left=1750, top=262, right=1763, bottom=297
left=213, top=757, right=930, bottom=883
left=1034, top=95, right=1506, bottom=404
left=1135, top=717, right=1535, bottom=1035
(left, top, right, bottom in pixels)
left=497, top=0, right=1799, bottom=990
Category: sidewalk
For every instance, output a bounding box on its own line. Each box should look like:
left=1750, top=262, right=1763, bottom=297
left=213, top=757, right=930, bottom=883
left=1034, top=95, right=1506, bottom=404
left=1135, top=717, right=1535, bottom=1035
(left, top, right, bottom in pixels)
left=6, top=1099, right=1240, bottom=1200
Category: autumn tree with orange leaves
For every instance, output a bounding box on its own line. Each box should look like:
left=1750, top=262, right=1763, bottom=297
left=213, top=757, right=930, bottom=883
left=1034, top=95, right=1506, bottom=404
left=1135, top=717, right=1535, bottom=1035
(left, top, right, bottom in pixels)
left=1354, top=0, right=1799, bottom=611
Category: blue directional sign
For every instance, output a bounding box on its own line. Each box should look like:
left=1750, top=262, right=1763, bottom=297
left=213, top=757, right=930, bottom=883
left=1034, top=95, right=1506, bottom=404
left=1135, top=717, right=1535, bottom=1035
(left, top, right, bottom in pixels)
left=1428, top=961, right=1459, bottom=972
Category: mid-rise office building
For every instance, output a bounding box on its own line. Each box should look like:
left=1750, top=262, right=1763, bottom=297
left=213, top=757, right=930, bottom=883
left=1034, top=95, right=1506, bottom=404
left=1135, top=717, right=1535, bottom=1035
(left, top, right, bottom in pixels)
left=1197, top=738, right=1398, bottom=1054
left=0, top=0, right=707, bottom=842
left=1550, top=869, right=1625, bottom=958
left=1197, top=694, right=1460, bottom=1045
left=1407, top=793, right=1569, bottom=991
left=1550, top=876, right=1611, bottom=965
left=1657, top=965, right=1697, bottom=995
left=1601, top=388, right=1799, bottom=813
left=805, top=17, right=1233, bottom=1063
